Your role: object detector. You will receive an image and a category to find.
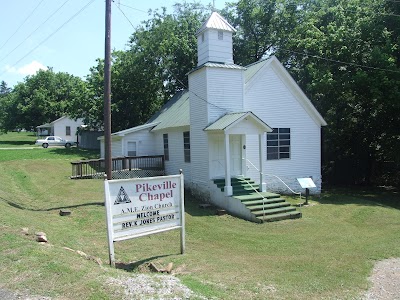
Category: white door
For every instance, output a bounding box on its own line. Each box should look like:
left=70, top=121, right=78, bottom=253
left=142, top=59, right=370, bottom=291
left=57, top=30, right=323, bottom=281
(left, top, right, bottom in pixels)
left=230, top=135, right=242, bottom=176
left=210, top=135, right=242, bottom=178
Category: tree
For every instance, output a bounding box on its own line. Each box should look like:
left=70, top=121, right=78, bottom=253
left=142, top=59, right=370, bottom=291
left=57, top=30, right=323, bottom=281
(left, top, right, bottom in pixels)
left=276, top=0, right=400, bottom=185
left=222, top=0, right=302, bottom=66
left=83, top=2, right=209, bottom=132
left=0, top=69, right=88, bottom=132
left=0, top=81, right=11, bottom=96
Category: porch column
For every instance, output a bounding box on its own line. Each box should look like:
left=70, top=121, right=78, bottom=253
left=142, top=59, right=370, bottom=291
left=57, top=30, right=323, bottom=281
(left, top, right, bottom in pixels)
left=224, top=133, right=232, bottom=196
left=259, top=133, right=266, bottom=192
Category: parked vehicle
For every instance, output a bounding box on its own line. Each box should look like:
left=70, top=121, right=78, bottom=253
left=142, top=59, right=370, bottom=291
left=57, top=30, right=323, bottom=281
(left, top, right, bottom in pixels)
left=35, top=136, right=76, bottom=148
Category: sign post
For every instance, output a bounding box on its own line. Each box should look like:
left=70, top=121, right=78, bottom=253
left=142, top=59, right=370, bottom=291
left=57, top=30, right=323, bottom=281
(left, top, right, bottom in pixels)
left=104, top=174, right=185, bottom=266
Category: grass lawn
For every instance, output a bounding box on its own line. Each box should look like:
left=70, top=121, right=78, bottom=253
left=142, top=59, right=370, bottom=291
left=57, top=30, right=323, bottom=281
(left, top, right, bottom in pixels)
left=0, top=132, right=399, bottom=299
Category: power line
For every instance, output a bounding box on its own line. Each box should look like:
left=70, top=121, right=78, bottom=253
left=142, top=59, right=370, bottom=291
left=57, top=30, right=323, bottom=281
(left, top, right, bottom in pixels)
left=118, top=3, right=148, bottom=14
left=0, top=0, right=72, bottom=64
left=0, top=0, right=96, bottom=78
left=114, top=3, right=228, bottom=113
left=0, top=0, right=46, bottom=51
left=281, top=49, right=400, bottom=74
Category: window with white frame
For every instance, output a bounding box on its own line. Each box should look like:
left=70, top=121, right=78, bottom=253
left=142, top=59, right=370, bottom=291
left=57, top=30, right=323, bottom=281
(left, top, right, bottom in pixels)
left=183, top=131, right=190, bottom=163
left=66, top=126, right=71, bottom=136
left=163, top=134, right=169, bottom=161
left=218, top=30, right=223, bottom=40
left=127, top=141, right=137, bottom=157
left=266, top=128, right=290, bottom=160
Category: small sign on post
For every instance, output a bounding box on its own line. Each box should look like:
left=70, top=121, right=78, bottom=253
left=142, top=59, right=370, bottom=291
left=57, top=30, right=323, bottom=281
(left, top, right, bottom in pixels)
left=104, top=174, right=185, bottom=266
left=297, top=177, right=316, bottom=206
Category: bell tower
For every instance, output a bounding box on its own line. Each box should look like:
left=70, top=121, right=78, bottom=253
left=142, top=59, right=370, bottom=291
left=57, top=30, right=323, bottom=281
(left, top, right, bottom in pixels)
left=196, top=12, right=236, bottom=66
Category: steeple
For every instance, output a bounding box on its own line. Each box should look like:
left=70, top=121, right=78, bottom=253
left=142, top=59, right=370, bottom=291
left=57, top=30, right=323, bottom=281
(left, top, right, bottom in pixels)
left=196, top=12, right=236, bottom=66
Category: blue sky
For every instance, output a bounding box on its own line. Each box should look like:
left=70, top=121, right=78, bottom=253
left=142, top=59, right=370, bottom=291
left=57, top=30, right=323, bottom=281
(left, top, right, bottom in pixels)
left=0, top=0, right=221, bottom=87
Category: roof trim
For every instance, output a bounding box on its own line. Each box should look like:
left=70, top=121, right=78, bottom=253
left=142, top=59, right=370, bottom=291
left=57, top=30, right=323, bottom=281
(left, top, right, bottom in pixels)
left=204, top=111, right=272, bottom=132
left=98, top=122, right=159, bottom=140
left=196, top=12, right=236, bottom=35
left=187, top=62, right=245, bottom=76
left=245, top=56, right=327, bottom=126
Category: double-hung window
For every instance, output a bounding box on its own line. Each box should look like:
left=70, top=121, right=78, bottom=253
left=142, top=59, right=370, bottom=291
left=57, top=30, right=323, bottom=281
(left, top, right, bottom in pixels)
left=163, top=134, right=169, bottom=161
left=127, top=141, right=137, bottom=156
left=66, top=126, right=71, bottom=136
left=183, top=131, right=190, bottom=163
left=267, top=128, right=290, bottom=160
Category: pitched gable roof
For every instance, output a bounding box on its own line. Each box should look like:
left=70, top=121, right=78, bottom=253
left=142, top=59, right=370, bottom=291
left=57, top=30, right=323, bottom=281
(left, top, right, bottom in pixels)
left=245, top=56, right=327, bottom=126
left=145, top=57, right=326, bottom=132
left=204, top=111, right=272, bottom=132
left=147, top=90, right=190, bottom=131
left=196, top=12, right=236, bottom=35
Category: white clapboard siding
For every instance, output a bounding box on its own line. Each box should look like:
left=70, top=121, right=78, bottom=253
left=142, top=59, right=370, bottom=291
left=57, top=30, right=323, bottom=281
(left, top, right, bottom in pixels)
left=100, top=128, right=156, bottom=159
left=153, top=129, right=192, bottom=182
left=121, top=129, right=156, bottom=157
left=197, top=29, right=233, bottom=65
left=189, top=69, right=210, bottom=185
left=206, top=67, right=244, bottom=124
left=244, top=63, right=322, bottom=186
left=53, top=117, right=84, bottom=142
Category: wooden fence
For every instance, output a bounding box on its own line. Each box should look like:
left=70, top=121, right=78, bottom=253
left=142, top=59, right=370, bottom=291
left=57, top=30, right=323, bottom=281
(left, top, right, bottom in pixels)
left=71, top=155, right=165, bottom=179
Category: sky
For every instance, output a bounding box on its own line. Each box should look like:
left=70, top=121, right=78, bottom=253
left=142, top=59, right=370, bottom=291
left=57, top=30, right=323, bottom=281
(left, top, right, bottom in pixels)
left=0, top=0, right=221, bottom=87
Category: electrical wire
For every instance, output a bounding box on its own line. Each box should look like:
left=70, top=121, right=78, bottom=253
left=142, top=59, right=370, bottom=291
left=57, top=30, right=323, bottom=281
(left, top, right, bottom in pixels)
left=118, top=3, right=148, bottom=14
left=0, top=0, right=96, bottom=78
left=0, top=0, right=46, bottom=51
left=0, top=0, right=72, bottom=63
left=114, top=3, right=229, bottom=113
left=280, top=49, right=400, bottom=74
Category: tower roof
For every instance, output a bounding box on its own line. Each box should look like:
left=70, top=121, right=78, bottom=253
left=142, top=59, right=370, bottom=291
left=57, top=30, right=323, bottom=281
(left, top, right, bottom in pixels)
left=196, top=12, right=236, bottom=35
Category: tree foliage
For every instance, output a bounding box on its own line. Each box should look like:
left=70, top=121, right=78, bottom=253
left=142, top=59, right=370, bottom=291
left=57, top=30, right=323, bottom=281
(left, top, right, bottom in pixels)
left=80, top=2, right=209, bottom=132
left=0, top=0, right=398, bottom=186
left=277, top=0, right=400, bottom=185
left=0, top=69, right=87, bottom=132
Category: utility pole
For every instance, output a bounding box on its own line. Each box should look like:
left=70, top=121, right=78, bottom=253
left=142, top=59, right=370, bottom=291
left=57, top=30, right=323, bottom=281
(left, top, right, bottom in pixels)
left=104, top=0, right=112, bottom=180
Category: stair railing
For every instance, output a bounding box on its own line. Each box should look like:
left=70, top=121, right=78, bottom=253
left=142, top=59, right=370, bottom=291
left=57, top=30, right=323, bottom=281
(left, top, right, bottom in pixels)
left=243, top=158, right=302, bottom=200
left=237, top=175, right=267, bottom=218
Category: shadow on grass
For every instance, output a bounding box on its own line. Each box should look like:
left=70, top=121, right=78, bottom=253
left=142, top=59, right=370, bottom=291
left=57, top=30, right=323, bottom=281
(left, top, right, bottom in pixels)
left=115, top=254, right=173, bottom=272
left=314, top=186, right=400, bottom=210
left=0, top=140, right=35, bottom=146
left=184, top=192, right=218, bottom=217
left=0, top=196, right=103, bottom=211
left=48, top=147, right=100, bottom=160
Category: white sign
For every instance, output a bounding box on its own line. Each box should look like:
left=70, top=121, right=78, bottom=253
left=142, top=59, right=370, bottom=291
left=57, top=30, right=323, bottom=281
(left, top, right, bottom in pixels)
left=104, top=174, right=185, bottom=266
left=297, top=177, right=317, bottom=189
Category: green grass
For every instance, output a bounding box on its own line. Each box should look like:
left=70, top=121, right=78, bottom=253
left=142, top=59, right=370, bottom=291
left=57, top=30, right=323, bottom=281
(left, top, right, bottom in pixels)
left=0, top=131, right=37, bottom=148
left=0, top=132, right=399, bottom=299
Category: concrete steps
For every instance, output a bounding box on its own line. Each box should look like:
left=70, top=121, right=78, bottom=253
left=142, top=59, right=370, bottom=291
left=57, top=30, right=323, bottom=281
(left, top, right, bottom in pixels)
left=213, top=177, right=301, bottom=223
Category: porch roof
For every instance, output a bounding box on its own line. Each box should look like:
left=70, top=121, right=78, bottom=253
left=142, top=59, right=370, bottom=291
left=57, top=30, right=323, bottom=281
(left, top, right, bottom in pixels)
left=36, top=123, right=52, bottom=129
left=204, top=111, right=272, bottom=133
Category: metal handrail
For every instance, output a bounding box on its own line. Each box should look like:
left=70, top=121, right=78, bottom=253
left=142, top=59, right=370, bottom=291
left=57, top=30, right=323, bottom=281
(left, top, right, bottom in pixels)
left=237, top=175, right=267, bottom=218
left=243, top=158, right=302, bottom=199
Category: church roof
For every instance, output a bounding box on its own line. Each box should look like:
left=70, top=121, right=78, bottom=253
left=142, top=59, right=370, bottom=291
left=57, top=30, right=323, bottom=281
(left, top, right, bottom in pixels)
left=147, top=90, right=190, bottom=131
left=196, top=12, right=236, bottom=35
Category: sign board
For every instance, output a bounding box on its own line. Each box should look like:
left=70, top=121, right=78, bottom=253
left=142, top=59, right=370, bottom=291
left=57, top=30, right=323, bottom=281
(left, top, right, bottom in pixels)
left=297, top=177, right=316, bottom=189
left=104, top=174, right=185, bottom=266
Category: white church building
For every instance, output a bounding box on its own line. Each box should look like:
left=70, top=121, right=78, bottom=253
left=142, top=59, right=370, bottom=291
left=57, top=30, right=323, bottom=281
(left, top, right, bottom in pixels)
left=100, top=12, right=327, bottom=222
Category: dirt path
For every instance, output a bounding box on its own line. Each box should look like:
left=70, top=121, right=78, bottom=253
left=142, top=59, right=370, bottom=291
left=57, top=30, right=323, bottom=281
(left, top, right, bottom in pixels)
left=363, top=258, right=400, bottom=300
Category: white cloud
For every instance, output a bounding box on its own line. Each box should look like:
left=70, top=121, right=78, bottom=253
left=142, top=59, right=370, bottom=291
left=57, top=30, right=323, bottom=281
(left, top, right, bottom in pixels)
left=5, top=60, right=47, bottom=76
